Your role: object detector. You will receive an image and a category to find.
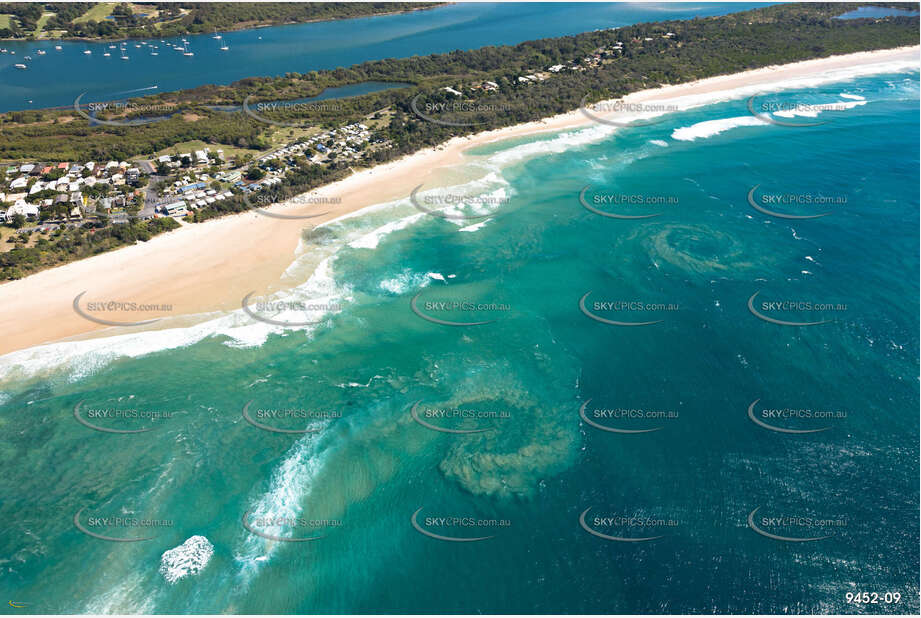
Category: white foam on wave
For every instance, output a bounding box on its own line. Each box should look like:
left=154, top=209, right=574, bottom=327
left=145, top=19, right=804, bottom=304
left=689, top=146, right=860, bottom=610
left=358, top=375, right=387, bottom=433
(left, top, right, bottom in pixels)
left=0, top=254, right=349, bottom=385
left=649, top=139, right=669, bottom=147
left=82, top=572, right=154, bottom=614
left=773, top=98, right=867, bottom=118
left=379, top=269, right=431, bottom=295
left=234, top=429, right=328, bottom=581
left=349, top=212, right=426, bottom=249
left=459, top=219, right=491, bottom=232
left=839, top=92, right=866, bottom=100
left=483, top=123, right=617, bottom=169
left=671, top=116, right=764, bottom=141
left=2, top=59, right=916, bottom=386
left=159, top=535, right=214, bottom=584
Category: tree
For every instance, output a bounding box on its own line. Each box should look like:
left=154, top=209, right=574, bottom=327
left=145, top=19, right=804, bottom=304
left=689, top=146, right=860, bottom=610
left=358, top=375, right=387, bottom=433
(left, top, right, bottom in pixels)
left=246, top=167, right=265, bottom=181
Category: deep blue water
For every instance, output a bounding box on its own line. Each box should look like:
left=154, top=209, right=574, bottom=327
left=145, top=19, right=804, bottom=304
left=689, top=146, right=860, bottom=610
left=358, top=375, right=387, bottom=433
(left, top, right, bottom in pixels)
left=0, top=2, right=772, bottom=113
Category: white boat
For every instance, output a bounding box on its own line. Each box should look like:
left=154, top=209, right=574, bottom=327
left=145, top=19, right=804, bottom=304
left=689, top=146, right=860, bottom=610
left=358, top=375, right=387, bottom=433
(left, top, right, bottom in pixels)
left=182, top=42, right=194, bottom=56
left=83, top=49, right=91, bottom=55
left=220, top=43, right=229, bottom=51
left=36, top=49, right=46, bottom=55
left=109, top=44, right=116, bottom=48
left=150, top=51, right=158, bottom=56
left=103, top=52, right=111, bottom=57
left=23, top=55, right=32, bottom=60
left=14, top=63, right=27, bottom=70
left=54, top=45, right=62, bottom=50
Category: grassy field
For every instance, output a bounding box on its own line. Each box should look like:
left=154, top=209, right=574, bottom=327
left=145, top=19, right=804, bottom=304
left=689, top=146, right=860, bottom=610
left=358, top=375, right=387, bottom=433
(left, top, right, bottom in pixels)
left=0, top=14, right=16, bottom=29
left=33, top=12, right=55, bottom=38
left=266, top=126, right=323, bottom=148
left=72, top=3, right=117, bottom=24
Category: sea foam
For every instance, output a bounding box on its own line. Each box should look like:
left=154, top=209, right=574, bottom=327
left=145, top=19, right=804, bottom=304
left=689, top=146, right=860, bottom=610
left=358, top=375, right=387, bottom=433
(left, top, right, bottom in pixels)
left=160, top=535, right=214, bottom=584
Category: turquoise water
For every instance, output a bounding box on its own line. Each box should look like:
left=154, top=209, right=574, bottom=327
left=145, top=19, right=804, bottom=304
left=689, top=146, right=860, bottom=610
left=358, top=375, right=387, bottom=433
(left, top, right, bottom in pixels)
left=0, top=70, right=918, bottom=613
left=0, top=2, right=772, bottom=113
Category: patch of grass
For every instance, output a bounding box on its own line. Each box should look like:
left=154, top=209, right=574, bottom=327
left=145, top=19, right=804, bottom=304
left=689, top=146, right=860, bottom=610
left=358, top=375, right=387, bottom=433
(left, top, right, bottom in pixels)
left=33, top=12, right=55, bottom=38
left=0, top=14, right=16, bottom=29
left=266, top=126, right=322, bottom=148
left=72, top=3, right=117, bottom=25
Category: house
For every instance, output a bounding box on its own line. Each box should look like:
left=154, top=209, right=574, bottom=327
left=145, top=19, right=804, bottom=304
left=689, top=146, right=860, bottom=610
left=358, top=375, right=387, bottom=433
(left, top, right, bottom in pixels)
left=162, top=200, right=188, bottom=216
left=10, top=177, right=28, bottom=190
left=4, top=199, right=39, bottom=222
left=482, top=81, right=499, bottom=91
left=19, top=163, right=35, bottom=174
left=441, top=86, right=463, bottom=97
left=126, top=168, right=140, bottom=183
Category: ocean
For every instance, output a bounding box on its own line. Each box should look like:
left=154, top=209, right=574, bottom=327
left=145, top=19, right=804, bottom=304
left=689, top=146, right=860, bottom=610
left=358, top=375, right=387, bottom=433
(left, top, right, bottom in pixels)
left=0, top=65, right=917, bottom=613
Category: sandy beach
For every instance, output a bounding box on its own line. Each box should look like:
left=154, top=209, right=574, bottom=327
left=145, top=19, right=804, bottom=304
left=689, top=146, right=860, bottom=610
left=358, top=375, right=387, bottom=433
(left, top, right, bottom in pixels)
left=0, top=45, right=917, bottom=357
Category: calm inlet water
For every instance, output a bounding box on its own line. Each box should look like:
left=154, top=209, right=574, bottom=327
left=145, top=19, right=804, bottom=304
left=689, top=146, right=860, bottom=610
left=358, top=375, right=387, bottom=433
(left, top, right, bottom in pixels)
left=0, top=68, right=917, bottom=613
left=0, top=2, right=773, bottom=113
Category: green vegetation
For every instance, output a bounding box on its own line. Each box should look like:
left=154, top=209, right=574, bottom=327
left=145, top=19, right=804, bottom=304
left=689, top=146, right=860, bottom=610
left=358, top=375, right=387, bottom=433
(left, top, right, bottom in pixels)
left=0, top=2, right=917, bottom=277
left=0, top=2, right=443, bottom=40
left=1, top=2, right=916, bottom=163
left=0, top=217, right=179, bottom=279
left=70, top=2, right=115, bottom=24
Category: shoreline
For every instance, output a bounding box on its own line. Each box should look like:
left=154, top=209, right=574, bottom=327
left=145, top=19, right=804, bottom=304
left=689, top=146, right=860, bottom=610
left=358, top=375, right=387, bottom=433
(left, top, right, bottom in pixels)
left=0, top=4, right=447, bottom=43
left=0, top=45, right=918, bottom=358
